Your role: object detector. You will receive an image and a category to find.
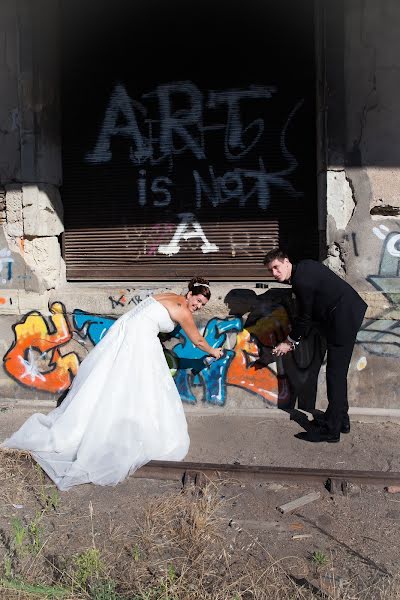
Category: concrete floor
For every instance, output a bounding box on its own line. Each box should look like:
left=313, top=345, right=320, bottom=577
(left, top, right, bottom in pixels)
left=1, top=401, right=400, bottom=473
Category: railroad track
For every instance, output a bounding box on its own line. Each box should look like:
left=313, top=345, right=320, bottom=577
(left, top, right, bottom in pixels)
left=135, top=460, right=400, bottom=487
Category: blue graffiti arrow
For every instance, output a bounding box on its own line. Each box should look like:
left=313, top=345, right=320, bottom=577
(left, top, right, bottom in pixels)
left=73, top=310, right=116, bottom=346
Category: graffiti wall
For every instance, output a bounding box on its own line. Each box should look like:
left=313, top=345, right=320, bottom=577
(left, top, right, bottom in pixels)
left=1, top=290, right=326, bottom=410
left=330, top=223, right=400, bottom=408
left=6, top=216, right=400, bottom=410
left=4, top=224, right=400, bottom=410
left=357, top=225, right=400, bottom=358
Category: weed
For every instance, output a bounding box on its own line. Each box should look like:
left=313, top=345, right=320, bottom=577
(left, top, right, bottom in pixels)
left=27, top=511, right=43, bottom=553
left=310, top=550, right=329, bottom=567
left=0, top=577, right=70, bottom=598
left=35, top=464, right=60, bottom=512
left=131, top=544, right=141, bottom=561
left=10, top=517, right=26, bottom=552
left=3, top=554, right=12, bottom=579
left=73, top=547, right=103, bottom=589
left=167, top=563, right=176, bottom=583
left=35, top=463, right=47, bottom=505
left=46, top=489, right=61, bottom=511
left=90, top=579, right=124, bottom=600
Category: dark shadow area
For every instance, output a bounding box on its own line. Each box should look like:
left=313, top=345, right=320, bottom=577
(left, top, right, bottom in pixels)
left=224, top=288, right=326, bottom=411
left=56, top=388, right=69, bottom=407
left=60, top=0, right=317, bottom=280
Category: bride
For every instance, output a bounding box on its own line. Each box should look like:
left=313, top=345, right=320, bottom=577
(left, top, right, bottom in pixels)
left=1, top=277, right=222, bottom=491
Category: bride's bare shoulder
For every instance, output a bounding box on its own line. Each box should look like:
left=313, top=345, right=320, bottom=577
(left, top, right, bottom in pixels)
left=154, top=292, right=181, bottom=301
left=154, top=292, right=187, bottom=308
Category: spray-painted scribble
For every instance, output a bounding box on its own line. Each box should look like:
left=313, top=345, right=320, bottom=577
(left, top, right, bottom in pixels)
left=85, top=81, right=304, bottom=215
left=85, top=83, right=151, bottom=165
left=146, top=224, right=175, bottom=255
left=0, top=248, right=13, bottom=284
left=87, top=82, right=279, bottom=166
left=207, top=86, right=275, bottom=160
left=3, top=303, right=80, bottom=393
left=0, top=297, right=13, bottom=306
left=108, top=290, right=153, bottom=310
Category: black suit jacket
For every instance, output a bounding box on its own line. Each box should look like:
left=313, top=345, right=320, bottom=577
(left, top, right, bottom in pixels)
left=288, top=260, right=367, bottom=342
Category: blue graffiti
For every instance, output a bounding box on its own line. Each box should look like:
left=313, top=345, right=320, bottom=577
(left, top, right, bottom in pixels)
left=368, top=231, right=400, bottom=305
left=73, top=310, right=116, bottom=345
left=71, top=310, right=244, bottom=405
left=0, top=248, right=14, bottom=284
left=170, top=317, right=242, bottom=405
left=359, top=229, right=400, bottom=357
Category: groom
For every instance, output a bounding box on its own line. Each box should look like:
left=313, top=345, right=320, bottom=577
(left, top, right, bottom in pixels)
left=264, top=249, right=367, bottom=443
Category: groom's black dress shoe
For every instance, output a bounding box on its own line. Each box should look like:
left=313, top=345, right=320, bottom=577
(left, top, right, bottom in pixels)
left=296, top=425, right=341, bottom=443
left=311, top=414, right=350, bottom=434
left=341, top=415, right=351, bottom=434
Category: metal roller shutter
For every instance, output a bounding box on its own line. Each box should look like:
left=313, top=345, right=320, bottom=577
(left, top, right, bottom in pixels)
left=61, top=0, right=317, bottom=281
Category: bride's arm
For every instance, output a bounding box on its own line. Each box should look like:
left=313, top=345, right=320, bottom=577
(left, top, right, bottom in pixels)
left=175, top=310, right=223, bottom=359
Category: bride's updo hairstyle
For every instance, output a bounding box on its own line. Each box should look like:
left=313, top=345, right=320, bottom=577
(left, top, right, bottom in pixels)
left=187, top=276, right=211, bottom=300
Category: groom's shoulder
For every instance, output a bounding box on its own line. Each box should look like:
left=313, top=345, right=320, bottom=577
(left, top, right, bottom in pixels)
left=297, top=258, right=322, bottom=272
left=295, top=260, right=331, bottom=283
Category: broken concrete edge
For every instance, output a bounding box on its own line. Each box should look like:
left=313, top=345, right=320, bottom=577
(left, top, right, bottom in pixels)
left=1, top=398, right=400, bottom=424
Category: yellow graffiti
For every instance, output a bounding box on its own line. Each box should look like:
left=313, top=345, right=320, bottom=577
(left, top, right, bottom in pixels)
left=3, top=302, right=80, bottom=393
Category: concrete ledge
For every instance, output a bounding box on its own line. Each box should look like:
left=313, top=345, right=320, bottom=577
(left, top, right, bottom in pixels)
left=2, top=398, right=400, bottom=424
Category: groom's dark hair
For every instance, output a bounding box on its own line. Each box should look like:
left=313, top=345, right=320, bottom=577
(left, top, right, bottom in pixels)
left=263, top=248, right=290, bottom=265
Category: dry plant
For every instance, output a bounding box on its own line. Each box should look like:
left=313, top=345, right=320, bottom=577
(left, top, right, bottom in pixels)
left=115, top=481, right=316, bottom=599
left=118, top=480, right=227, bottom=597
left=0, top=456, right=400, bottom=599
left=0, top=449, right=38, bottom=507
left=113, top=480, right=400, bottom=600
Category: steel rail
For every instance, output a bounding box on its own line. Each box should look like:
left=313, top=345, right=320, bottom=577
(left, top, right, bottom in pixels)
left=134, top=460, right=400, bottom=487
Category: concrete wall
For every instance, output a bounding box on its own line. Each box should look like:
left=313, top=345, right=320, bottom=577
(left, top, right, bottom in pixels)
left=0, top=0, right=399, bottom=412
left=0, top=281, right=387, bottom=411
left=321, top=0, right=400, bottom=407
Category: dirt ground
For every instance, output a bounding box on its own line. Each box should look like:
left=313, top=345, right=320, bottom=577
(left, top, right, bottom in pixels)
left=1, top=405, right=400, bottom=599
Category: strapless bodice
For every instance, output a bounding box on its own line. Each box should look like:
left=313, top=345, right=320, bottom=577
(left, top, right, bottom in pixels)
left=123, top=296, right=176, bottom=334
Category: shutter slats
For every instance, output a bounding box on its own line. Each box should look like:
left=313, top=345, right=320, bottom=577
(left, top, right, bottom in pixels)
left=61, top=0, right=317, bottom=281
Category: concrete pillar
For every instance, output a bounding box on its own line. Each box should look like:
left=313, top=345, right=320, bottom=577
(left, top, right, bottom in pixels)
left=0, top=0, right=64, bottom=292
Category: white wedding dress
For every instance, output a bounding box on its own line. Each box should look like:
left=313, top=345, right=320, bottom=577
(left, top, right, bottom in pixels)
left=2, top=297, right=189, bottom=491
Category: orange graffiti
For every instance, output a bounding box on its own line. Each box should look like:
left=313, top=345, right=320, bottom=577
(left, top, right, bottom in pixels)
left=3, top=302, right=80, bottom=393
left=0, top=297, right=6, bottom=305
left=227, top=308, right=291, bottom=405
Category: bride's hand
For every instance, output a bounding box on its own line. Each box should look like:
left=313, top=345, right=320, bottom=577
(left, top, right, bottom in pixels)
left=211, top=348, right=224, bottom=360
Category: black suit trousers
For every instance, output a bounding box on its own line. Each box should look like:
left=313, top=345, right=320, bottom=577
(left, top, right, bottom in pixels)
left=323, top=296, right=367, bottom=434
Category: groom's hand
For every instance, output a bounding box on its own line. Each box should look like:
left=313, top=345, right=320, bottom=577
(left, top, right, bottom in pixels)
left=272, top=341, right=293, bottom=357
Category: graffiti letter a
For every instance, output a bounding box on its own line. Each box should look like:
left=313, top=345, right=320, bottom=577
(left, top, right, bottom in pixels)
left=158, top=212, right=219, bottom=256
